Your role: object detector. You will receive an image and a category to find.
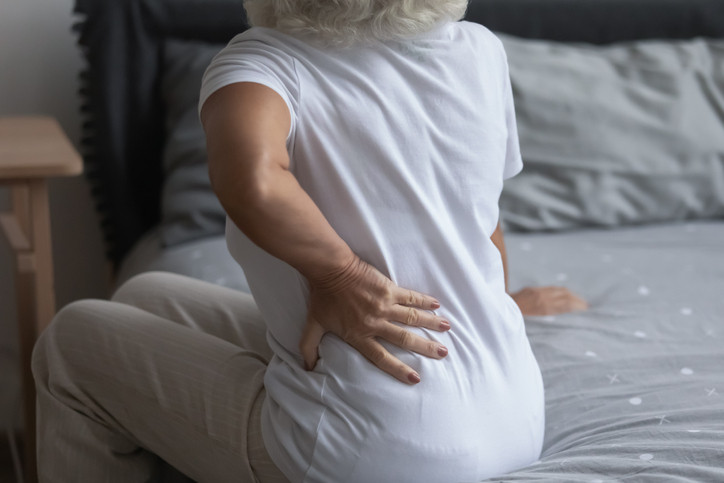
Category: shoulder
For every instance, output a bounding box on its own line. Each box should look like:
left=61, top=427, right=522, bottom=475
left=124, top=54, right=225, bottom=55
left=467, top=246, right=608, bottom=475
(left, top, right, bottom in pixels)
left=222, top=27, right=304, bottom=57
left=199, top=27, right=302, bottom=121
left=202, top=27, right=302, bottom=75
left=205, top=27, right=301, bottom=84
left=453, top=21, right=507, bottom=59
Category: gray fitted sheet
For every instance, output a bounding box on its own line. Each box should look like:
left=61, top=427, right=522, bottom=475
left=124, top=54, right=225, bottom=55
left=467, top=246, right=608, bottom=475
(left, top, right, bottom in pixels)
left=494, top=220, right=724, bottom=482
left=118, top=220, right=724, bottom=481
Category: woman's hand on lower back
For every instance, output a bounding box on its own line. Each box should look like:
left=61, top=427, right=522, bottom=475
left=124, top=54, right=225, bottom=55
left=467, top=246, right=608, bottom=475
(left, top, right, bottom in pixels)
left=300, top=256, right=450, bottom=385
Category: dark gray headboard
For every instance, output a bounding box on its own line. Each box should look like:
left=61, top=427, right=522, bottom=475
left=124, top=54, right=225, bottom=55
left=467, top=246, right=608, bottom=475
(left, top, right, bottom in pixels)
left=72, top=0, right=724, bottom=266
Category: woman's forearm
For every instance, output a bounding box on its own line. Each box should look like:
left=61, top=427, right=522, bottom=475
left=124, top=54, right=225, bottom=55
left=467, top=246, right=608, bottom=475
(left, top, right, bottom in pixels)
left=202, top=83, right=355, bottom=286
left=214, top=163, right=356, bottom=286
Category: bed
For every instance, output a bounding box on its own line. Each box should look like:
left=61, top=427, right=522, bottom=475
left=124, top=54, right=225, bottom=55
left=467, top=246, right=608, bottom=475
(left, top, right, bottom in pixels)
left=72, top=0, right=724, bottom=481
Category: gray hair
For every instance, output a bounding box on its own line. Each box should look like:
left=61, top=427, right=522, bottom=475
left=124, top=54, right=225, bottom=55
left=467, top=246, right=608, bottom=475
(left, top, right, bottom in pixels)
left=243, top=0, right=468, bottom=46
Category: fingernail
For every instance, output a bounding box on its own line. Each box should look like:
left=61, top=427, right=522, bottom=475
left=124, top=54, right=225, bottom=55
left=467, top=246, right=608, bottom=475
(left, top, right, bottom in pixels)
left=431, top=300, right=441, bottom=309
left=408, top=371, right=421, bottom=384
left=440, top=320, right=451, bottom=330
left=437, top=346, right=448, bottom=357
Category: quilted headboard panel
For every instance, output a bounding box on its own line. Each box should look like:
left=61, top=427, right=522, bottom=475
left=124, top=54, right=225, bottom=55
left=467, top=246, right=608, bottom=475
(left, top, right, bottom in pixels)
left=72, top=0, right=724, bottom=266
left=73, top=0, right=249, bottom=265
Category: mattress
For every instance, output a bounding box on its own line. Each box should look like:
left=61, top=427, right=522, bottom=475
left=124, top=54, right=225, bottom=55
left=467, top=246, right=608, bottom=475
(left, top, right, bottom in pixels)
left=118, top=219, right=724, bottom=481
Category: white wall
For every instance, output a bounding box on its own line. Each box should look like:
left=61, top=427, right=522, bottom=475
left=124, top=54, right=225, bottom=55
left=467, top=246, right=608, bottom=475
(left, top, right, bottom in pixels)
left=0, top=0, right=110, bottom=429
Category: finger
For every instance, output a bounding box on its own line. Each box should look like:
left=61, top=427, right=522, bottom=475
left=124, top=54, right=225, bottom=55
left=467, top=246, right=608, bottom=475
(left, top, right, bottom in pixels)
left=388, top=305, right=451, bottom=331
left=353, top=338, right=422, bottom=385
left=547, top=286, right=570, bottom=296
left=550, top=293, right=589, bottom=314
left=299, top=318, right=326, bottom=371
left=393, top=287, right=440, bottom=310
left=377, top=323, right=448, bottom=360
left=569, top=294, right=589, bottom=311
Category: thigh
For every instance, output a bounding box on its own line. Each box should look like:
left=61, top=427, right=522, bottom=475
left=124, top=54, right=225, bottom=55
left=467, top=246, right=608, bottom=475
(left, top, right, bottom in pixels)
left=111, top=271, right=272, bottom=361
left=34, top=299, right=285, bottom=483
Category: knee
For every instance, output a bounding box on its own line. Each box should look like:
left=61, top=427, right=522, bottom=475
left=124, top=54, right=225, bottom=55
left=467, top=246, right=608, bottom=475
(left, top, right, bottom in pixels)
left=111, top=271, right=180, bottom=305
left=32, top=299, right=108, bottom=380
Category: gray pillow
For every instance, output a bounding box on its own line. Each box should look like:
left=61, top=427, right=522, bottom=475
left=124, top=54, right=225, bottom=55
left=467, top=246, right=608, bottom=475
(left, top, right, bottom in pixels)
left=159, top=39, right=227, bottom=247
left=498, top=34, right=724, bottom=232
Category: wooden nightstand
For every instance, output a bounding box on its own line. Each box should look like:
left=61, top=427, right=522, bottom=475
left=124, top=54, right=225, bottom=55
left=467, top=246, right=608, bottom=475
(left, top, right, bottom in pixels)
left=0, top=116, right=83, bottom=483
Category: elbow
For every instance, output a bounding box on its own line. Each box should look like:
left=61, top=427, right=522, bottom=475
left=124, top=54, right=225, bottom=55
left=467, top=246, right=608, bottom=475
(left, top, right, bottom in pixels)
left=208, top=154, right=281, bottom=211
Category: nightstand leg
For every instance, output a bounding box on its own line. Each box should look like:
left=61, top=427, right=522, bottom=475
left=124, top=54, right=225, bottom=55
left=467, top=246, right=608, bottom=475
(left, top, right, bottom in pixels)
left=28, top=180, right=56, bottom=333
left=15, top=253, right=38, bottom=483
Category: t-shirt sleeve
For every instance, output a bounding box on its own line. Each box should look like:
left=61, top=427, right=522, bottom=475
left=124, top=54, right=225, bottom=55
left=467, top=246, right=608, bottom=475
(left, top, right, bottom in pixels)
left=198, top=29, right=300, bottom=141
left=500, top=49, right=524, bottom=181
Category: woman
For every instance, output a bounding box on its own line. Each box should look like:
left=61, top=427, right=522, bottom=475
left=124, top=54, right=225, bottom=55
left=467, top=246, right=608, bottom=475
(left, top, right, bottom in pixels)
left=33, top=0, right=587, bottom=482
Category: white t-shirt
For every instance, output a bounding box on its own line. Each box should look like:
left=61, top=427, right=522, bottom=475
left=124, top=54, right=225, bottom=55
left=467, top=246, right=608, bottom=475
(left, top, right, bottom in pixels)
left=199, top=22, right=544, bottom=483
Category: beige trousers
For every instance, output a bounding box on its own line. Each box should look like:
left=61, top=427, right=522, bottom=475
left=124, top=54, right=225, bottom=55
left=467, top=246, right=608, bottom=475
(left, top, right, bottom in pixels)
left=32, top=271, right=289, bottom=483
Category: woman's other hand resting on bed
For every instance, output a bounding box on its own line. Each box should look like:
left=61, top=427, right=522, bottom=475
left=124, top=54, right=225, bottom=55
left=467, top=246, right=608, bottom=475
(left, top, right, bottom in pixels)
left=490, top=221, right=589, bottom=316
left=202, top=82, right=448, bottom=385
left=510, top=286, right=588, bottom=316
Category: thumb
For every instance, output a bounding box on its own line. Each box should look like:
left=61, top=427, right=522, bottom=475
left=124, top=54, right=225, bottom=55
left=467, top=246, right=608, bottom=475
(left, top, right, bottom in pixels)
left=300, top=317, right=326, bottom=371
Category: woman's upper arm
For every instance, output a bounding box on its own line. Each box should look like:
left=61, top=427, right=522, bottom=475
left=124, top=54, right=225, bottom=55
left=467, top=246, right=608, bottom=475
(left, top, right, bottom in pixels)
left=200, top=82, right=292, bottom=197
